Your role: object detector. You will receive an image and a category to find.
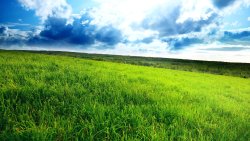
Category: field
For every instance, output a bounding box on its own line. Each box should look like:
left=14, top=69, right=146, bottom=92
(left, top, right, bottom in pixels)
left=0, top=50, right=250, bottom=140
left=29, top=50, right=250, bottom=78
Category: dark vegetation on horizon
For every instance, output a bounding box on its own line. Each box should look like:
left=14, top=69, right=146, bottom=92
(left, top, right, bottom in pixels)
left=12, top=49, right=250, bottom=78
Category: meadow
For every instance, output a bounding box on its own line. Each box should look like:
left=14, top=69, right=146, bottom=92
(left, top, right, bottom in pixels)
left=0, top=50, right=249, bottom=140
left=29, top=50, right=250, bottom=78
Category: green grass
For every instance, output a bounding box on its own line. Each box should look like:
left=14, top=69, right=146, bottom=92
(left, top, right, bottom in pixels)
left=0, top=51, right=249, bottom=140
left=22, top=50, right=250, bottom=78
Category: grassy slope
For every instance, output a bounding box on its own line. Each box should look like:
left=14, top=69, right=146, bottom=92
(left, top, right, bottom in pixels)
left=0, top=51, right=249, bottom=140
left=24, top=50, right=250, bottom=78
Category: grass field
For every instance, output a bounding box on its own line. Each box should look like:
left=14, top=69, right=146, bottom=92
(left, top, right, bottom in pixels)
left=27, top=50, right=250, bottom=78
left=0, top=50, right=250, bottom=140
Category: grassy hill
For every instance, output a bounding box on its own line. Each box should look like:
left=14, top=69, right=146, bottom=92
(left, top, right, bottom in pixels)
left=26, top=50, right=250, bottom=78
left=0, top=50, right=249, bottom=140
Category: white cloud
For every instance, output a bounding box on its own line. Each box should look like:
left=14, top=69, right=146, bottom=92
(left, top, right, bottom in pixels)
left=177, top=0, right=214, bottom=23
left=90, top=0, right=172, bottom=41
left=0, top=26, right=31, bottom=41
left=89, top=0, right=219, bottom=42
left=18, top=0, right=72, bottom=21
left=11, top=0, right=250, bottom=63
left=79, top=42, right=250, bottom=63
left=218, top=0, right=250, bottom=16
left=248, top=17, right=250, bottom=21
left=86, top=0, right=250, bottom=48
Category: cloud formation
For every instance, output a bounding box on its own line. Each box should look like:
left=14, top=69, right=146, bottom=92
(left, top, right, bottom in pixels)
left=18, top=0, right=72, bottom=21
left=0, top=26, right=8, bottom=36
left=0, top=26, right=29, bottom=47
left=163, top=36, right=203, bottom=50
left=212, top=0, right=236, bottom=8
left=38, top=14, right=122, bottom=46
left=0, top=12, right=123, bottom=47
left=0, top=0, right=249, bottom=63
left=220, top=29, right=250, bottom=46
left=142, top=8, right=218, bottom=37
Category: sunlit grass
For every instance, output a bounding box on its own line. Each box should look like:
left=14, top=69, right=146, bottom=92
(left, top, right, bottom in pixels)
left=0, top=51, right=249, bottom=140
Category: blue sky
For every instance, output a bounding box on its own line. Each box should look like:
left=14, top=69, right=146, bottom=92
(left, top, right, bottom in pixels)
left=0, top=0, right=250, bottom=62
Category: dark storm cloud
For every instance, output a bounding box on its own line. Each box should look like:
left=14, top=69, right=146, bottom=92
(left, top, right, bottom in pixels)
left=212, top=0, right=236, bottom=8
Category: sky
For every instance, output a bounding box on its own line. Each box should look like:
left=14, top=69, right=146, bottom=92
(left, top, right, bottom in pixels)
left=0, top=0, right=250, bottom=63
